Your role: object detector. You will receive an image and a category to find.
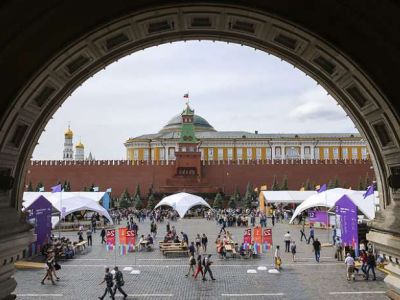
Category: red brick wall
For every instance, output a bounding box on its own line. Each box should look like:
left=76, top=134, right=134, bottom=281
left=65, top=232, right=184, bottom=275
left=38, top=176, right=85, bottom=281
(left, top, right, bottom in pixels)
left=25, top=160, right=374, bottom=196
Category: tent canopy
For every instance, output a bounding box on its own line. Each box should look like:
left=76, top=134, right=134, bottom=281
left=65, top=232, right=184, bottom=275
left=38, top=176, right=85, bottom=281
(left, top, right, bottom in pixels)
left=154, top=192, right=211, bottom=218
left=261, top=191, right=316, bottom=204
left=23, top=192, right=106, bottom=209
left=289, top=188, right=377, bottom=223
left=23, top=193, right=113, bottom=228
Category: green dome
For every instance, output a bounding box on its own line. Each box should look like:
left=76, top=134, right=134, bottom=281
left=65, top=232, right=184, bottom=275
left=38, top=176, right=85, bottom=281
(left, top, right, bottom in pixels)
left=159, top=114, right=216, bottom=133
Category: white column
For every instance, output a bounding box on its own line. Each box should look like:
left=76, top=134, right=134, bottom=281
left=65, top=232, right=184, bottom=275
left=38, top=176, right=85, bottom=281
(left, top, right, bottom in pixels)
left=271, top=146, right=275, bottom=159
left=300, top=145, right=304, bottom=160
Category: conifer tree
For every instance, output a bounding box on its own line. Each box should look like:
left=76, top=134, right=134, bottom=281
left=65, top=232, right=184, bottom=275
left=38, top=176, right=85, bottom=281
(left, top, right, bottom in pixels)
left=271, top=175, right=280, bottom=191
left=280, top=175, right=288, bottom=190
left=27, top=181, right=33, bottom=191
left=234, top=186, right=241, bottom=202
left=147, top=193, right=157, bottom=209
left=213, top=193, right=223, bottom=209
left=134, top=194, right=143, bottom=210
left=228, top=196, right=236, bottom=209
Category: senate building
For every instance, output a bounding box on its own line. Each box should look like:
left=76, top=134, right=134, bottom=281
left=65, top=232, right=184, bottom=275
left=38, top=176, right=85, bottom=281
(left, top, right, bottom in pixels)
left=124, top=105, right=369, bottom=162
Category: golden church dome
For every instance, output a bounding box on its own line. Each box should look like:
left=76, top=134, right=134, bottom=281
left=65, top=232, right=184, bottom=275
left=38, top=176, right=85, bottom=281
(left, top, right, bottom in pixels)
left=75, top=141, right=84, bottom=149
left=64, top=126, right=73, bottom=138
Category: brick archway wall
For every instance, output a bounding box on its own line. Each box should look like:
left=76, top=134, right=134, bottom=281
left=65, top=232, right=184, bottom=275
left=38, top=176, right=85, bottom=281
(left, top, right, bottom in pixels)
left=1, top=1, right=400, bottom=297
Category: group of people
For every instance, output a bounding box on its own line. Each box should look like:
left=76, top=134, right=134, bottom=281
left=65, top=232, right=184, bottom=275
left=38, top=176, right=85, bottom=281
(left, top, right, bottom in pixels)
left=186, top=254, right=216, bottom=281
left=98, top=266, right=127, bottom=300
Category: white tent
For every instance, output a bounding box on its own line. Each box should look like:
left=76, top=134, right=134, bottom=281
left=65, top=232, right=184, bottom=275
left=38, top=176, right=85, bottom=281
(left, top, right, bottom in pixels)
left=289, top=188, right=378, bottom=223
left=23, top=192, right=106, bottom=209
left=154, top=192, right=211, bottom=218
left=261, top=191, right=317, bottom=204
left=23, top=193, right=113, bottom=228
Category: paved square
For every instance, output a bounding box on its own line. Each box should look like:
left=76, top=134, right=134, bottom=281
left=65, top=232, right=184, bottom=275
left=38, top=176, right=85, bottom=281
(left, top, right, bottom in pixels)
left=15, top=218, right=387, bottom=299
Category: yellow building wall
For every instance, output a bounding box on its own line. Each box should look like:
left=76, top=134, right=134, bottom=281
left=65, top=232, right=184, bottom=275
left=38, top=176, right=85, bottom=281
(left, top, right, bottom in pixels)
left=223, top=148, right=228, bottom=160
left=261, top=147, right=266, bottom=160
left=154, top=147, right=160, bottom=161
left=138, top=148, right=144, bottom=160
left=213, top=147, right=218, bottom=160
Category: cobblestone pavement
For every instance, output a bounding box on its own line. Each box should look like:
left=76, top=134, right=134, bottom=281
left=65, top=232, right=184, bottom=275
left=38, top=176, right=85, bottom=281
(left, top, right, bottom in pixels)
left=15, top=218, right=388, bottom=299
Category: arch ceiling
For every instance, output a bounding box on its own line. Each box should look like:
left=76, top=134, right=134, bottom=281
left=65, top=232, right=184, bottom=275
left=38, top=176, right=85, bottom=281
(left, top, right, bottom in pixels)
left=1, top=1, right=400, bottom=297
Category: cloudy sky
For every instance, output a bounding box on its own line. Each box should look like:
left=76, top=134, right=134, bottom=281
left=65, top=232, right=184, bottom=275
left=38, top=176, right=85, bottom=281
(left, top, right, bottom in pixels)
left=32, top=41, right=357, bottom=160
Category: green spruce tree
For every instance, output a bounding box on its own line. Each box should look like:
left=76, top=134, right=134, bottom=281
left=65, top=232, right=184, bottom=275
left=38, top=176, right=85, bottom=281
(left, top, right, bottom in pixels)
left=213, top=193, right=223, bottom=209
left=304, top=178, right=312, bottom=190
left=280, top=175, right=288, bottom=190
left=228, top=196, right=236, bottom=209
left=234, top=186, right=241, bottom=203
left=334, top=177, right=340, bottom=188
left=134, top=183, right=141, bottom=200
left=147, top=193, right=157, bottom=210
left=134, top=194, right=143, bottom=210
left=271, top=175, right=280, bottom=191
left=357, top=176, right=365, bottom=190
left=27, top=181, right=33, bottom=191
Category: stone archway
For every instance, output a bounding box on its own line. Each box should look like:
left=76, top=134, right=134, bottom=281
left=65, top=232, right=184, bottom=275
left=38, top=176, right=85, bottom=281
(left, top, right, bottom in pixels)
left=1, top=2, right=400, bottom=298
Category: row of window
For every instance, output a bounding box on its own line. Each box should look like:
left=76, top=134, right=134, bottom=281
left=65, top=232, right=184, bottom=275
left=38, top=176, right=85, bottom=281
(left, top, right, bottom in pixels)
left=130, top=146, right=368, bottom=160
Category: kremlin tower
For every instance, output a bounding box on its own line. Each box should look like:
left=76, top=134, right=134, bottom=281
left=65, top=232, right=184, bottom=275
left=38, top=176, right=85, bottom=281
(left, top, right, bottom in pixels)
left=63, top=125, right=74, bottom=160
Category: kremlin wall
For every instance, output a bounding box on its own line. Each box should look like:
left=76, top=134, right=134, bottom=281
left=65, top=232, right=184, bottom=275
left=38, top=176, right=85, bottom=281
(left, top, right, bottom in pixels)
left=26, top=104, right=374, bottom=197
left=26, top=159, right=373, bottom=197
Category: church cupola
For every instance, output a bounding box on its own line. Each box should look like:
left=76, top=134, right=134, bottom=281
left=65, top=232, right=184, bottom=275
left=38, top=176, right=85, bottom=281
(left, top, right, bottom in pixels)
left=63, top=124, right=74, bottom=160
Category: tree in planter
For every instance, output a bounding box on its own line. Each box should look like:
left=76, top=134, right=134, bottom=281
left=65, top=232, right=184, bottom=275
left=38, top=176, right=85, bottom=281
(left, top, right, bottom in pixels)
left=147, top=183, right=154, bottom=198
left=213, top=193, right=223, bottom=209
left=244, top=193, right=252, bottom=209
left=280, top=175, right=289, bottom=190
left=271, top=175, right=280, bottom=191
left=147, top=193, right=157, bottom=210
left=227, top=196, right=236, bottom=209
left=119, top=197, right=131, bottom=208
left=134, top=194, right=143, bottom=210
left=333, top=177, right=340, bottom=188
left=364, top=173, right=372, bottom=189
left=27, top=181, right=34, bottom=191
left=304, top=178, right=313, bottom=191
left=328, top=179, right=335, bottom=189
left=243, top=182, right=253, bottom=202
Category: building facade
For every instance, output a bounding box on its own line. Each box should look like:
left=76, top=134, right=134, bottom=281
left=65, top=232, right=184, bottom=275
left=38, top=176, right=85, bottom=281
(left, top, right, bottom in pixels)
left=125, top=107, right=369, bottom=162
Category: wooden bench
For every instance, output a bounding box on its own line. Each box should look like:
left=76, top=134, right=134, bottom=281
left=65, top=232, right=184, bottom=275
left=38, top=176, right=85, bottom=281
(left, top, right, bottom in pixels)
left=73, top=241, right=88, bottom=253
left=164, top=249, right=189, bottom=257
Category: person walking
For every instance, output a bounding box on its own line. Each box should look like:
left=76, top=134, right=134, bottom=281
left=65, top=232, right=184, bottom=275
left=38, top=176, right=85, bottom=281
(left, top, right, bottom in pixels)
left=195, top=234, right=201, bottom=253
left=274, top=245, right=281, bottom=270
left=98, top=267, right=115, bottom=300
left=312, top=238, right=321, bottom=263
left=332, top=225, right=337, bottom=245
left=201, top=234, right=208, bottom=253
left=360, top=250, right=368, bottom=276
left=113, top=266, right=127, bottom=299
left=300, top=228, right=307, bottom=242
left=189, top=242, right=196, bottom=257
left=87, top=228, right=93, bottom=246
left=335, top=238, right=344, bottom=261
left=284, top=231, right=291, bottom=252
left=344, top=253, right=355, bottom=281
left=41, top=252, right=56, bottom=285
left=186, top=254, right=196, bottom=277
left=100, top=227, right=106, bottom=244
left=271, top=214, right=275, bottom=227
left=202, top=254, right=216, bottom=281
left=193, top=255, right=204, bottom=279
left=365, top=251, right=377, bottom=280
left=290, top=241, right=297, bottom=262
left=307, top=226, right=315, bottom=244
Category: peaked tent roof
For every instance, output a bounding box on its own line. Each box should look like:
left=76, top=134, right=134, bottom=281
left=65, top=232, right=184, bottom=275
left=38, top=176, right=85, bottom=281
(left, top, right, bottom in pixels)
left=154, top=192, right=211, bottom=218
left=23, top=192, right=106, bottom=209
left=289, top=188, right=378, bottom=223
left=261, top=191, right=317, bottom=203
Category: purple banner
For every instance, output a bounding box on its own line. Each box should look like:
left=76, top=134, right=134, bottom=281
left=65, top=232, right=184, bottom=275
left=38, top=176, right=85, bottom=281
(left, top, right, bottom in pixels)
left=26, top=196, right=52, bottom=253
left=308, top=210, right=329, bottom=227
left=335, top=195, right=358, bottom=252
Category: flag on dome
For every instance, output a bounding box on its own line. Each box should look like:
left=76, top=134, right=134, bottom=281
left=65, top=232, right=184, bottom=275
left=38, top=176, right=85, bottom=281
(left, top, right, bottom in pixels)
left=363, top=185, right=374, bottom=199
left=51, top=184, right=62, bottom=193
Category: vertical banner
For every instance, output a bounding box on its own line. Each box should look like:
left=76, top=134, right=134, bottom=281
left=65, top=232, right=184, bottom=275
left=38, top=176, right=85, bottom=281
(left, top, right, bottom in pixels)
left=253, top=226, right=263, bottom=254
left=243, top=228, right=252, bottom=245
left=106, top=229, right=116, bottom=251
left=118, top=227, right=128, bottom=256
left=308, top=210, right=329, bottom=228
left=126, top=229, right=137, bottom=252
left=263, top=228, right=273, bottom=252
left=335, top=195, right=359, bottom=255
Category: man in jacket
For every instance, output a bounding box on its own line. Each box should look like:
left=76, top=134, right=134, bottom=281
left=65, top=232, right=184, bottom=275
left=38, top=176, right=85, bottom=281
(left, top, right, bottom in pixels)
left=98, top=267, right=115, bottom=300
left=113, top=266, right=128, bottom=299
left=365, top=251, right=376, bottom=280
left=202, top=254, right=216, bottom=281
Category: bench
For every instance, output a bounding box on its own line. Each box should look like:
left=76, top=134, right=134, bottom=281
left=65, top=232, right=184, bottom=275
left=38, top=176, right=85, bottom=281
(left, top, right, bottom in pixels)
left=164, top=249, right=189, bottom=257
left=73, top=241, right=88, bottom=253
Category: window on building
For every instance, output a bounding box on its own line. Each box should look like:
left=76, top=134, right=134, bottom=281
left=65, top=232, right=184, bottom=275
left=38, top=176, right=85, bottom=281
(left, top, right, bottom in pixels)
left=256, top=148, right=262, bottom=159
left=314, top=148, right=320, bottom=159
left=168, top=148, right=175, bottom=160
left=133, top=149, right=139, bottom=160
left=286, top=147, right=299, bottom=158
left=218, top=148, right=223, bottom=160
left=159, top=148, right=165, bottom=160
left=323, top=148, right=329, bottom=159
left=275, top=147, right=281, bottom=158
left=247, top=148, right=253, bottom=159
left=352, top=147, right=358, bottom=159
left=143, top=149, right=149, bottom=160
left=227, top=148, right=233, bottom=160
left=361, top=147, right=367, bottom=159
left=342, top=148, right=348, bottom=159
left=333, top=147, right=339, bottom=159
left=266, top=148, right=272, bottom=159
left=304, top=147, right=311, bottom=155
left=237, top=148, right=243, bottom=160
left=208, top=148, right=214, bottom=160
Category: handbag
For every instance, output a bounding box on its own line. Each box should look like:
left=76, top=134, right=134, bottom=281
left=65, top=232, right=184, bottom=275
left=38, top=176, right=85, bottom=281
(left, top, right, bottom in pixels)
left=54, top=263, right=61, bottom=270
